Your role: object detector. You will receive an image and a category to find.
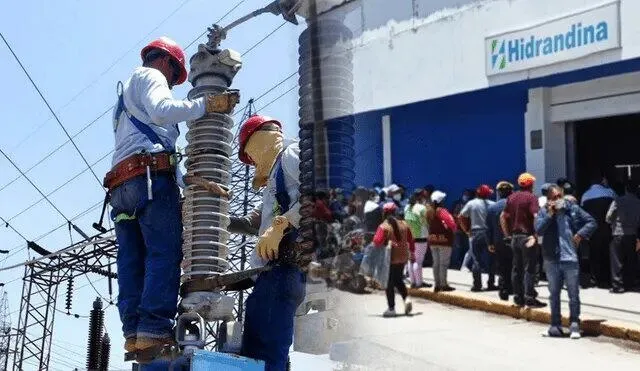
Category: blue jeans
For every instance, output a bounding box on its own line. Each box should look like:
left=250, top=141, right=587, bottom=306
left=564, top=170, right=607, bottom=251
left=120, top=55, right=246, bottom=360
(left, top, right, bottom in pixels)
left=451, top=231, right=469, bottom=270
left=242, top=264, right=306, bottom=371
left=469, top=230, right=495, bottom=288
left=110, top=173, right=183, bottom=339
left=544, top=260, right=580, bottom=327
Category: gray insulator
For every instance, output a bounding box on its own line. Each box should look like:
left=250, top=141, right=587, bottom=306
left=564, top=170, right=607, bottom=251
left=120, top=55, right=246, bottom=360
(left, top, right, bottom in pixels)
left=181, top=49, right=238, bottom=290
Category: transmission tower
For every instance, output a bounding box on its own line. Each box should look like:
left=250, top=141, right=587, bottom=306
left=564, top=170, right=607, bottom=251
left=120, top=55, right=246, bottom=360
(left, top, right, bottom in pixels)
left=12, top=231, right=117, bottom=370
left=0, top=290, right=10, bottom=371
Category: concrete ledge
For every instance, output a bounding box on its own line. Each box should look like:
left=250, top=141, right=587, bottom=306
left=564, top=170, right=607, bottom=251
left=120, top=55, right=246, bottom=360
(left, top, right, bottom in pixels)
left=407, top=287, right=640, bottom=344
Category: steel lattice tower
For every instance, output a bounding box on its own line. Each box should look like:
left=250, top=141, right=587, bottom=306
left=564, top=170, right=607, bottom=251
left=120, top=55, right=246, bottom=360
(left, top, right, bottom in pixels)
left=0, top=291, right=10, bottom=371
left=11, top=232, right=118, bottom=370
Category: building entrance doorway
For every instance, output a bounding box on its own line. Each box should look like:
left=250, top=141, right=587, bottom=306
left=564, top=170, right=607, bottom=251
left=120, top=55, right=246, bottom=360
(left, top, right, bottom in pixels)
left=571, top=113, right=640, bottom=197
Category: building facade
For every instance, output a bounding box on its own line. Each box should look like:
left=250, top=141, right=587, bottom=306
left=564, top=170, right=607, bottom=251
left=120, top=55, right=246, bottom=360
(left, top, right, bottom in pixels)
left=320, top=0, right=640, bottom=202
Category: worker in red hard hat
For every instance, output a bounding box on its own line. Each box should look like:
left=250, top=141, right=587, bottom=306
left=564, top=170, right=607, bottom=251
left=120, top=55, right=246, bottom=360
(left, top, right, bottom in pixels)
left=226, top=114, right=305, bottom=370
left=104, top=36, right=240, bottom=355
left=458, top=184, right=497, bottom=292
left=500, top=172, right=547, bottom=308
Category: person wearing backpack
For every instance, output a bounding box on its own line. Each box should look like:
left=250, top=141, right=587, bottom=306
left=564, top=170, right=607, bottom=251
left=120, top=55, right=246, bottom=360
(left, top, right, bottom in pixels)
left=373, top=202, right=416, bottom=317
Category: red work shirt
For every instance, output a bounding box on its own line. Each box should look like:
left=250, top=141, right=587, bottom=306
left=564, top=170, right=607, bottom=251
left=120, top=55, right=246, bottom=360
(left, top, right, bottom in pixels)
left=428, top=207, right=457, bottom=247
left=373, top=219, right=416, bottom=264
left=503, top=190, right=539, bottom=235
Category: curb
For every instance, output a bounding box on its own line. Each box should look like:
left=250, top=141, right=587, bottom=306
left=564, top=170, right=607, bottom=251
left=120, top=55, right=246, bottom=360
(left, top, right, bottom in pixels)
left=407, top=287, right=640, bottom=344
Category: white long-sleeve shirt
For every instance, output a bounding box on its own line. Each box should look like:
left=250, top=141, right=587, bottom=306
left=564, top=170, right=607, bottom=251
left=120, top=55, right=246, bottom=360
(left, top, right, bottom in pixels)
left=251, top=140, right=301, bottom=269
left=111, top=67, right=206, bottom=186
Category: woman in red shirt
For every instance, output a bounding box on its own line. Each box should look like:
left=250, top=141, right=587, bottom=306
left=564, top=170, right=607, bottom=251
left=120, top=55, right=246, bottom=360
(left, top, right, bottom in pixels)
left=428, top=191, right=457, bottom=292
left=373, top=202, right=416, bottom=317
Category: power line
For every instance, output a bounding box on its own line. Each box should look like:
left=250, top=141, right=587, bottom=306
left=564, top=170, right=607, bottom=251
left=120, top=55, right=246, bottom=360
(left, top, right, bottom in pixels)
left=0, top=105, right=113, bottom=195
left=0, top=16, right=296, bottom=267
left=8, top=276, right=107, bottom=318
left=0, top=199, right=104, bottom=265
left=0, top=216, right=28, bottom=242
left=241, top=21, right=288, bottom=56
left=0, top=32, right=104, bottom=188
left=0, top=147, right=71, bottom=222
left=185, top=0, right=247, bottom=50
left=0, top=0, right=246, bottom=202
left=256, top=83, right=298, bottom=112
left=6, top=150, right=113, bottom=223
left=6, top=0, right=195, bottom=156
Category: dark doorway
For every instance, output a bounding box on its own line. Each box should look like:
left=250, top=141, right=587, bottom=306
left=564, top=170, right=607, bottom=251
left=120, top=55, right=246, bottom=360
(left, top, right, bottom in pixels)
left=572, top=113, right=640, bottom=197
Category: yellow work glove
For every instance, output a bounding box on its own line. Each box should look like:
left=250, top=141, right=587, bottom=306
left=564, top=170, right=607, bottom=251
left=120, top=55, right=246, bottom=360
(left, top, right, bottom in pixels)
left=206, top=89, right=240, bottom=114
left=257, top=216, right=289, bottom=261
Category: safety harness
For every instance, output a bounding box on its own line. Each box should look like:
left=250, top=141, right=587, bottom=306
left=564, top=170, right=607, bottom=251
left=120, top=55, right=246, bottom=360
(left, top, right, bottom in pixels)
left=273, top=152, right=300, bottom=265
left=104, top=82, right=179, bottom=223
left=113, top=81, right=177, bottom=152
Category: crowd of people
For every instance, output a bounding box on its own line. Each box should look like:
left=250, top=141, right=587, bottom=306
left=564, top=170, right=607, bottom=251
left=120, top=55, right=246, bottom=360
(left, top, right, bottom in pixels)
left=311, top=171, right=640, bottom=338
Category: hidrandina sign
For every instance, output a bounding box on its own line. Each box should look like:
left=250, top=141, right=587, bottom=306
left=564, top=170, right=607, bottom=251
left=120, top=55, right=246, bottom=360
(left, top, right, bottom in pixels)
left=486, top=1, right=621, bottom=76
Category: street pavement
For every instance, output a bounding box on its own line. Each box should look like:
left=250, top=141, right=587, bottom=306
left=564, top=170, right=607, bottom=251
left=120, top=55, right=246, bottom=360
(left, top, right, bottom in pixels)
left=428, top=268, right=640, bottom=326
left=323, top=289, right=640, bottom=371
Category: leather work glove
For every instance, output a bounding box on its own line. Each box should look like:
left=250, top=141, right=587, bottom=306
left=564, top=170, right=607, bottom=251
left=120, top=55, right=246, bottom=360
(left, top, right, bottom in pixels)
left=257, top=216, right=289, bottom=261
left=206, top=89, right=240, bottom=114
left=184, top=175, right=232, bottom=199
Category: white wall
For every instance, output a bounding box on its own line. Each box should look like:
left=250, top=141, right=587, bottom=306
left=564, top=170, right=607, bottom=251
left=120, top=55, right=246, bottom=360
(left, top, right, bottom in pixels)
left=323, top=0, right=640, bottom=114
left=525, top=70, right=640, bottom=188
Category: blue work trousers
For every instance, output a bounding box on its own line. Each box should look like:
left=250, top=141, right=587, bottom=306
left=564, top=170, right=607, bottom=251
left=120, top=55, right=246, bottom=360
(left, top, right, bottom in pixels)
left=241, top=264, right=306, bottom=371
left=110, top=173, right=183, bottom=340
left=544, top=260, right=580, bottom=327
left=469, top=230, right=495, bottom=289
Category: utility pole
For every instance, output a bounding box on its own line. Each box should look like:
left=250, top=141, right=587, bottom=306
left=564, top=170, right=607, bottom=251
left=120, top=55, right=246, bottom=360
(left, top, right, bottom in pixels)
left=0, top=290, right=11, bottom=371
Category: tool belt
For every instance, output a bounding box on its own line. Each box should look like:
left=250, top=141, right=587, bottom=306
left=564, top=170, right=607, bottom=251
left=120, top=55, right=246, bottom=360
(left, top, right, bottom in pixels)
left=103, top=152, right=175, bottom=190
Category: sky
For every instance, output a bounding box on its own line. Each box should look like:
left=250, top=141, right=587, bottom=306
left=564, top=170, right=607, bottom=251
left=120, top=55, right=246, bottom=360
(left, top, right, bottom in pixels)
left=0, top=0, right=304, bottom=369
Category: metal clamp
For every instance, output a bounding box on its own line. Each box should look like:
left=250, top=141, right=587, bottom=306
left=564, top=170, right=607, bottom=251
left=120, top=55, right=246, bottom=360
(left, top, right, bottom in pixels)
left=176, top=312, right=206, bottom=356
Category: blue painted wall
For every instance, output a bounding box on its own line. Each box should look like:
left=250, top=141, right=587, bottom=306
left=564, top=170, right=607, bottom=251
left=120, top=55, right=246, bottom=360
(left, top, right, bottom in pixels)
left=353, top=109, right=384, bottom=187
left=351, top=57, right=640, bottom=207
left=389, top=87, right=527, bottom=205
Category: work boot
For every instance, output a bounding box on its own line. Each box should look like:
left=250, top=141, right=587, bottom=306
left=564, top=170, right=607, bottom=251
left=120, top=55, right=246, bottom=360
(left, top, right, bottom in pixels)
left=498, top=291, right=509, bottom=301
left=525, top=298, right=547, bottom=308
left=124, top=337, right=137, bottom=352
left=136, top=336, right=177, bottom=351
left=486, top=283, right=499, bottom=291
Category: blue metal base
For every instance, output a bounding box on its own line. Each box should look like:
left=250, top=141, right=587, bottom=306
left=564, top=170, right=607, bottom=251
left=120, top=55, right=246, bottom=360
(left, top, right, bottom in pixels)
left=134, top=351, right=265, bottom=371
left=192, top=350, right=265, bottom=371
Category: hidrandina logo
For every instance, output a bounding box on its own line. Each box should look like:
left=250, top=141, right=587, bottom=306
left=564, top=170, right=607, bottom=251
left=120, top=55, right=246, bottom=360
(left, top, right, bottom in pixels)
left=490, top=20, right=610, bottom=71
left=491, top=40, right=507, bottom=70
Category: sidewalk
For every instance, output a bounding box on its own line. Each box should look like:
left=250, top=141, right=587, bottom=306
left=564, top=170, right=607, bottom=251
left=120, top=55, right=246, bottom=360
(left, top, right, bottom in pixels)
left=408, top=268, right=640, bottom=343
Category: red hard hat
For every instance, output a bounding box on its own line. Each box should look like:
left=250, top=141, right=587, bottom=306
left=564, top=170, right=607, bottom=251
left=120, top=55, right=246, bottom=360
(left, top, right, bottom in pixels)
left=141, top=37, right=188, bottom=86
left=238, top=115, right=282, bottom=165
left=476, top=184, right=494, bottom=198
left=382, top=202, right=397, bottom=214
